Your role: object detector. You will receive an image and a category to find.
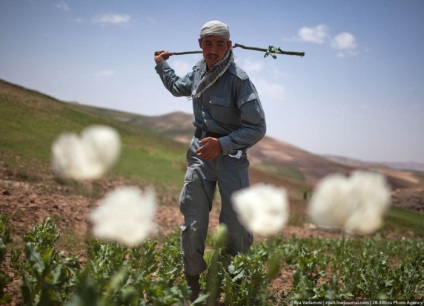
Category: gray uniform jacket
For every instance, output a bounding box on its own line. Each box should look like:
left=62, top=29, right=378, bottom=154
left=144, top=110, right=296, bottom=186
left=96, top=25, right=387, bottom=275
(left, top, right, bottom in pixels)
left=155, top=60, right=266, bottom=155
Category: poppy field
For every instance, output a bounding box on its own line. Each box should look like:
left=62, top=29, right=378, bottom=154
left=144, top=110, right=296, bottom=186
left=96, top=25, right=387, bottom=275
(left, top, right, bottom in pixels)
left=1, top=83, right=423, bottom=305
left=1, top=215, right=423, bottom=305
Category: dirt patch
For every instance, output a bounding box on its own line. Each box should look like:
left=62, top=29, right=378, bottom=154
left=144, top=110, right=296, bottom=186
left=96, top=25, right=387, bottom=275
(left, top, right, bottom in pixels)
left=392, top=186, right=424, bottom=212
left=0, top=171, right=316, bottom=305
left=0, top=165, right=422, bottom=305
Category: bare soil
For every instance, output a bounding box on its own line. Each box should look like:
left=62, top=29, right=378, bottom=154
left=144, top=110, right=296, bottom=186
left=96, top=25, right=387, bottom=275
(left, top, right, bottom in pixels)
left=0, top=165, right=422, bottom=305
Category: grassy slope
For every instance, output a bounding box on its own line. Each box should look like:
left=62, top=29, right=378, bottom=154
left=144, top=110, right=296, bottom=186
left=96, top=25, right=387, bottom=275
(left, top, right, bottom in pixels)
left=0, top=79, right=187, bottom=191
left=0, top=79, right=422, bottom=236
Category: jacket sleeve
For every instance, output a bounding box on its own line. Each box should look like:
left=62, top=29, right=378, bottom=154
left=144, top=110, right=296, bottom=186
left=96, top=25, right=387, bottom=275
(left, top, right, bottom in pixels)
left=155, top=61, right=193, bottom=97
left=219, top=79, right=266, bottom=155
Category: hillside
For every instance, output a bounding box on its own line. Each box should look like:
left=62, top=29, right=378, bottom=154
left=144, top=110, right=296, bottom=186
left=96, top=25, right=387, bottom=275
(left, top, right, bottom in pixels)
left=75, top=99, right=424, bottom=216
left=0, top=78, right=423, bottom=245
left=77, top=104, right=423, bottom=190
left=0, top=78, right=191, bottom=239
left=324, top=155, right=424, bottom=173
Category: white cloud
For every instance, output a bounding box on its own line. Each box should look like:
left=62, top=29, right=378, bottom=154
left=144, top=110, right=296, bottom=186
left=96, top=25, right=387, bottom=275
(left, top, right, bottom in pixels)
left=298, top=24, right=329, bottom=44
left=297, top=24, right=359, bottom=58
left=94, top=70, right=114, bottom=77
left=240, top=59, right=264, bottom=74
left=141, top=16, right=157, bottom=25
left=331, top=32, right=359, bottom=57
left=254, top=78, right=286, bottom=102
left=92, top=14, right=131, bottom=26
left=56, top=1, right=70, bottom=11
left=332, top=32, right=357, bottom=49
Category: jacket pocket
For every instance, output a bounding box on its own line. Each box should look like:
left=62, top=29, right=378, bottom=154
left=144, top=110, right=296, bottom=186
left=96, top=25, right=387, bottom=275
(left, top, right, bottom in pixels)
left=208, top=96, right=239, bottom=124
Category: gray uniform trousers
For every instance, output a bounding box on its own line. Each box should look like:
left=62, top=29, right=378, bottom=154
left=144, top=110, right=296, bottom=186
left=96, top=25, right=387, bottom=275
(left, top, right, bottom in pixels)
left=179, top=136, right=253, bottom=276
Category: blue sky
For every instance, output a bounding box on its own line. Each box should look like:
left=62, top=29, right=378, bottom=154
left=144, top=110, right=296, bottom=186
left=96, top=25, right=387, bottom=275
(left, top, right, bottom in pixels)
left=1, top=0, right=423, bottom=163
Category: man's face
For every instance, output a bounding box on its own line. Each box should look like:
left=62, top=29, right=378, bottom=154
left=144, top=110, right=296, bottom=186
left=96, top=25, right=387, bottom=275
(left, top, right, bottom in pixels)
left=199, top=36, right=232, bottom=69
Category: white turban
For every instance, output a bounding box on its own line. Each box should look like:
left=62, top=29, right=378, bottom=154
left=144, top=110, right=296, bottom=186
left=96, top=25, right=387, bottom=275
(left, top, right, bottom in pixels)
left=200, top=20, right=230, bottom=40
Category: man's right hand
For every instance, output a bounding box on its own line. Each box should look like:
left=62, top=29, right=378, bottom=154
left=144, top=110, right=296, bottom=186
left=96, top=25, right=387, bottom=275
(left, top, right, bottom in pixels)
left=154, top=50, right=173, bottom=63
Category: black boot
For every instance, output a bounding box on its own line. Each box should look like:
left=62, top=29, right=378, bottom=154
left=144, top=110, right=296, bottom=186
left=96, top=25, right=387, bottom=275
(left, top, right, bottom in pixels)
left=185, top=272, right=200, bottom=302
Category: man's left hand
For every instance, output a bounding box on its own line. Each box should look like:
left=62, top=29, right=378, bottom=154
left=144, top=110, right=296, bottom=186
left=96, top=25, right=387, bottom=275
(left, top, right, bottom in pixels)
left=196, top=137, right=222, bottom=160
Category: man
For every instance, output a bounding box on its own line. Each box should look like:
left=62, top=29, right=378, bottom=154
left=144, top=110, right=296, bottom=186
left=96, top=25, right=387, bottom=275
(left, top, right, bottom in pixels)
left=154, top=20, right=266, bottom=302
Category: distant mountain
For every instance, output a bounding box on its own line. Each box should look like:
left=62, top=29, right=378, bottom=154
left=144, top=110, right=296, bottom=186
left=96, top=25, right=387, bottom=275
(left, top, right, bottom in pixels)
left=0, top=76, right=422, bottom=189
left=77, top=104, right=423, bottom=190
left=1, top=78, right=422, bottom=214
left=324, top=155, right=424, bottom=173
left=76, top=107, right=347, bottom=181
left=381, top=162, right=424, bottom=172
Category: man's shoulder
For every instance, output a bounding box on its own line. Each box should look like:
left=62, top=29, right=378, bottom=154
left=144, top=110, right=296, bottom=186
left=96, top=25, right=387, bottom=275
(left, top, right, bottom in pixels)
left=228, top=63, right=249, bottom=81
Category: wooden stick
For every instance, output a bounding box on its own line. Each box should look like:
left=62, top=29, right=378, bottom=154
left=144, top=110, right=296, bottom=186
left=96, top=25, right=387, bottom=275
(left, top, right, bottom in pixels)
left=172, top=50, right=202, bottom=55
left=171, top=43, right=305, bottom=57
left=234, top=43, right=305, bottom=57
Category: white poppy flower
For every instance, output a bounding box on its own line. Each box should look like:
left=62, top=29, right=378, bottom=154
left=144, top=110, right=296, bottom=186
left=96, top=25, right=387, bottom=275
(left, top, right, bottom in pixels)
left=307, top=173, right=353, bottom=228
left=90, top=186, right=158, bottom=247
left=232, top=183, right=289, bottom=237
left=344, top=171, right=392, bottom=234
left=308, top=171, right=391, bottom=235
left=51, top=125, right=121, bottom=181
